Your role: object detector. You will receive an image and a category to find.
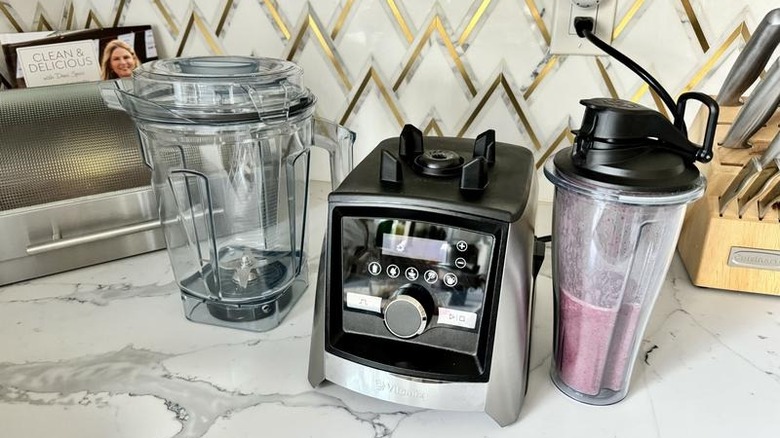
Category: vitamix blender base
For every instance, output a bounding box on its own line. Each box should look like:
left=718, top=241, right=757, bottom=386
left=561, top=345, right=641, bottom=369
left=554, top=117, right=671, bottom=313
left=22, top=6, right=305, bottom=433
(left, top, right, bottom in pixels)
left=309, top=125, right=543, bottom=426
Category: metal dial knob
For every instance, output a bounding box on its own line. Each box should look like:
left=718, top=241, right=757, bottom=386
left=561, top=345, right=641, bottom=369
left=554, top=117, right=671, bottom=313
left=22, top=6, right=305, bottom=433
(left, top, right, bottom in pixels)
left=384, top=295, right=428, bottom=339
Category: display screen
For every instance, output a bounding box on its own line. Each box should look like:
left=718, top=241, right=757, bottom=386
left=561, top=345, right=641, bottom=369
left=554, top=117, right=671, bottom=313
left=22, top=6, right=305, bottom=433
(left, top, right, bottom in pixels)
left=340, top=217, right=494, bottom=313
left=381, top=234, right=449, bottom=263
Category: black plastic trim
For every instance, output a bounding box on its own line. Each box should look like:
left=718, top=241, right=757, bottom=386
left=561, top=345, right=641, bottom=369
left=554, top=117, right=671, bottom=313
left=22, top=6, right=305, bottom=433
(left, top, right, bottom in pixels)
left=325, top=204, right=508, bottom=383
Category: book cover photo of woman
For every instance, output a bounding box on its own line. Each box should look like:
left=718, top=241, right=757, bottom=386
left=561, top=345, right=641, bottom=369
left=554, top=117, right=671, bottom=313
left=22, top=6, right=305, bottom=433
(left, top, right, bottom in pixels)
left=100, top=39, right=139, bottom=80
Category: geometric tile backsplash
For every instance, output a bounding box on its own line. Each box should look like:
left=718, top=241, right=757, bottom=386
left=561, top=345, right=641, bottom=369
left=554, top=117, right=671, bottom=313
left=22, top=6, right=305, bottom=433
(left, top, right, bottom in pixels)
left=2, top=0, right=778, bottom=200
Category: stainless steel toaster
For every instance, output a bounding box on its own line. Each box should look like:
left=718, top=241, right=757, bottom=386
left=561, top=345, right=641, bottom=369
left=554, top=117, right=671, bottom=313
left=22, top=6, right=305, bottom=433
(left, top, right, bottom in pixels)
left=0, top=82, right=164, bottom=285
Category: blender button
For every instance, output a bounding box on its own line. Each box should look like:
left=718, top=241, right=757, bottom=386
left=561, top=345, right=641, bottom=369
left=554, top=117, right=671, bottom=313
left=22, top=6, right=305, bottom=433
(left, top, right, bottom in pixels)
left=405, top=267, right=419, bottom=281
left=368, top=262, right=382, bottom=276
left=423, top=269, right=438, bottom=284
left=438, top=307, right=477, bottom=329
left=346, top=292, right=382, bottom=313
left=455, top=257, right=467, bottom=269
left=443, top=273, right=458, bottom=287
left=387, top=264, right=400, bottom=278
left=456, top=240, right=468, bottom=252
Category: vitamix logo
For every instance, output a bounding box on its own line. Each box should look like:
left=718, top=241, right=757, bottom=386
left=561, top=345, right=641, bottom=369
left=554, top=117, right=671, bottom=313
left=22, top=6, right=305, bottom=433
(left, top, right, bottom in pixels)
left=374, top=379, right=427, bottom=400
left=728, top=247, right=780, bottom=271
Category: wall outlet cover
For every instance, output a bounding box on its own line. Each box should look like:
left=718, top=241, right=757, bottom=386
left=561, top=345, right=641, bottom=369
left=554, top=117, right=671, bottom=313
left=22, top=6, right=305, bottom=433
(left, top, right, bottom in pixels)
left=550, top=0, right=617, bottom=55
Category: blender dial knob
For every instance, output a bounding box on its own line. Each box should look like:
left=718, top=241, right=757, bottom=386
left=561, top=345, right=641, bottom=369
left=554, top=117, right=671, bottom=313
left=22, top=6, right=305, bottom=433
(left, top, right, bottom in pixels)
left=384, top=295, right=428, bottom=339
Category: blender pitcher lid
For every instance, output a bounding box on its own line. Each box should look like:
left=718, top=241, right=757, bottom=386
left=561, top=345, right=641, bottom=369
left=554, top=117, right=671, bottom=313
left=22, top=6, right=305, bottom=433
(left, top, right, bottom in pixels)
left=125, top=56, right=314, bottom=123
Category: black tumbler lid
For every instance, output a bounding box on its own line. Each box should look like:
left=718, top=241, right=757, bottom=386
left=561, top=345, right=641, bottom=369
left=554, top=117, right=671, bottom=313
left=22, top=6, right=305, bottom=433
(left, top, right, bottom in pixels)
left=552, top=145, right=702, bottom=193
left=552, top=97, right=717, bottom=193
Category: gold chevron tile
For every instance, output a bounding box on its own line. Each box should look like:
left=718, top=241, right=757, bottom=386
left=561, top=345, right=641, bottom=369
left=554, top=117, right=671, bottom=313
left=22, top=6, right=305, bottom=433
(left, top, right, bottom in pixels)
left=85, top=10, right=103, bottom=29
left=613, top=0, right=645, bottom=40
left=626, top=82, right=669, bottom=115
left=36, top=15, right=53, bottom=31
left=625, top=21, right=749, bottom=109
left=215, top=0, right=234, bottom=36
left=0, top=3, right=23, bottom=32
left=309, top=15, right=351, bottom=88
left=152, top=0, right=180, bottom=36
left=29, top=4, right=56, bottom=32
left=607, top=0, right=711, bottom=78
left=340, top=66, right=404, bottom=127
left=331, top=0, right=355, bottom=39
left=680, top=0, right=709, bottom=52
left=392, top=17, right=438, bottom=91
left=193, top=12, right=222, bottom=54
left=262, top=0, right=291, bottom=40
left=458, top=73, right=541, bottom=150
left=111, top=0, right=127, bottom=27
left=393, top=15, right=477, bottom=97
left=524, top=55, right=558, bottom=100
left=64, top=1, right=75, bottom=30
left=287, top=18, right=307, bottom=62
left=449, top=0, right=555, bottom=101
left=630, top=83, right=649, bottom=103
left=3, top=0, right=771, bottom=176
left=524, top=0, right=550, bottom=46
left=682, top=22, right=750, bottom=93
left=594, top=58, right=618, bottom=98
left=456, top=73, right=503, bottom=137
left=502, top=78, right=541, bottom=151
left=176, top=14, right=196, bottom=56
left=457, top=0, right=493, bottom=46
left=287, top=11, right=352, bottom=90
left=175, top=12, right=223, bottom=56
left=386, top=0, right=414, bottom=43
left=535, top=127, right=575, bottom=169
left=423, top=118, right=444, bottom=136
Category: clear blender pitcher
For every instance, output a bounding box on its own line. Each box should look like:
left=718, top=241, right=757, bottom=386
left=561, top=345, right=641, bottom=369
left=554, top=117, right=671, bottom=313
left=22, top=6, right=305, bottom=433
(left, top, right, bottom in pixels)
left=102, top=56, right=354, bottom=332
left=544, top=95, right=718, bottom=404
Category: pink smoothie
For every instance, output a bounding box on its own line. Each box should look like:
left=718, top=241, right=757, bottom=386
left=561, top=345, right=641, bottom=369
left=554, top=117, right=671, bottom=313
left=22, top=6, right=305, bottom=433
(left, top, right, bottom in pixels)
left=557, top=288, right=641, bottom=395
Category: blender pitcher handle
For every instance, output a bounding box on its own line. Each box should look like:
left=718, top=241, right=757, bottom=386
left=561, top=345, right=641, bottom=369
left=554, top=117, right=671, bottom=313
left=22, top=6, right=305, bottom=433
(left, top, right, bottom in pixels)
left=313, top=117, right=355, bottom=189
left=169, top=169, right=223, bottom=299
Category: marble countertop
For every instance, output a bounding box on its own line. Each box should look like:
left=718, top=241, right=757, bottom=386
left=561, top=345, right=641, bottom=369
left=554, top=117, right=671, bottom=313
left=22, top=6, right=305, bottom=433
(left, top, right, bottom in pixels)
left=1, top=182, right=778, bottom=438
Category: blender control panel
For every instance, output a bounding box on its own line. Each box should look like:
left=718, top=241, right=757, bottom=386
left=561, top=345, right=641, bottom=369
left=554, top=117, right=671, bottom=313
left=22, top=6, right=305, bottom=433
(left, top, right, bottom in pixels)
left=339, top=216, right=495, bottom=355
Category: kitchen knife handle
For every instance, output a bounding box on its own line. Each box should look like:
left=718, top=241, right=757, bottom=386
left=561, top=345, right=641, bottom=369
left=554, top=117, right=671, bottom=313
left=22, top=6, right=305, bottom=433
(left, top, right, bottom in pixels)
left=759, top=130, right=780, bottom=168
left=758, top=182, right=780, bottom=220
left=720, top=58, right=780, bottom=149
left=676, top=92, right=719, bottom=163
left=716, top=8, right=780, bottom=106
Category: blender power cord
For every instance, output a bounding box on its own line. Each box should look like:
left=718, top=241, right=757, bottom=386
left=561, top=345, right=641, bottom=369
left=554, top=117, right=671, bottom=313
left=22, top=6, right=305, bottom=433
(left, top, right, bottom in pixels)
left=573, top=17, right=683, bottom=128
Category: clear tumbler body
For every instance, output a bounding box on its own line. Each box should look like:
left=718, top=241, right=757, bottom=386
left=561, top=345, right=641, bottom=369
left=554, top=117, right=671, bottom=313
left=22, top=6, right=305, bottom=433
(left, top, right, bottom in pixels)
left=545, top=159, right=703, bottom=404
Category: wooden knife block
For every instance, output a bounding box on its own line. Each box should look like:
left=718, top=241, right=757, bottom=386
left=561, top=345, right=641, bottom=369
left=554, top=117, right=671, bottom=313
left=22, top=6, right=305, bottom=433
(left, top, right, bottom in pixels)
left=677, top=102, right=780, bottom=295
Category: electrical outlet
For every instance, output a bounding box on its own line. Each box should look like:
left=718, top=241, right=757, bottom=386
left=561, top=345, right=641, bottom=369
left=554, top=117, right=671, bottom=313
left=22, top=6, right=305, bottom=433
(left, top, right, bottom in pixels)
left=550, top=0, right=618, bottom=55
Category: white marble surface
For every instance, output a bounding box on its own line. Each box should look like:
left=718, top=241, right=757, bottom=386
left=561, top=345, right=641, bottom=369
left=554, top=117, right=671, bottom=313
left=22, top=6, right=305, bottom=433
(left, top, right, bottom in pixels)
left=1, top=182, right=778, bottom=438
